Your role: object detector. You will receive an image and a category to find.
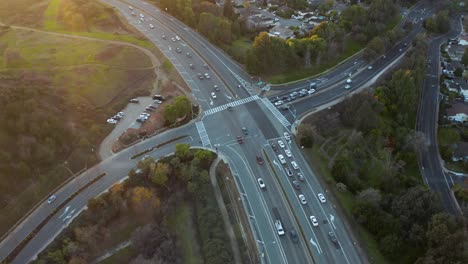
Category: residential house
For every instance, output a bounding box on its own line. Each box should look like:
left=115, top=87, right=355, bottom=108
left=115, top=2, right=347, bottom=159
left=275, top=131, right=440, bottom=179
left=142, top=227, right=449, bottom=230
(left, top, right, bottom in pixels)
left=246, top=15, right=275, bottom=30
left=444, top=79, right=460, bottom=93
left=446, top=102, right=468, bottom=122
left=452, top=142, right=468, bottom=161
left=269, top=25, right=294, bottom=39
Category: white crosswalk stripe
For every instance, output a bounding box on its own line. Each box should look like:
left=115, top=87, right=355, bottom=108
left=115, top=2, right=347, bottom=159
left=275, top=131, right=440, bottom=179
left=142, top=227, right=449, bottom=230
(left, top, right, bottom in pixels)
left=260, top=98, right=291, bottom=127
left=232, top=73, right=255, bottom=95
left=195, top=121, right=211, bottom=147
left=204, top=95, right=260, bottom=116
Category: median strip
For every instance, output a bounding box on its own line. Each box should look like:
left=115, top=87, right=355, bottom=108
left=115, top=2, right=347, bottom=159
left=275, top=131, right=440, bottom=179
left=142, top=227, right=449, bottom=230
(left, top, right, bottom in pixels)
left=130, top=135, right=188, bottom=159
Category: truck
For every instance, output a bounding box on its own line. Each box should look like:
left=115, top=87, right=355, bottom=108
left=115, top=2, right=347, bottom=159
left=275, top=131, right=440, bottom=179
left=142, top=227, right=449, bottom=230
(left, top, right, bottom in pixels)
left=272, top=207, right=285, bottom=236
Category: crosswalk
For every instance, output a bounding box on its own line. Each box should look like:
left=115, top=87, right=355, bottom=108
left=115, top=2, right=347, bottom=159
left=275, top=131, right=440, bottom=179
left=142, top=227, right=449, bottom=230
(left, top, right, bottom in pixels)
left=260, top=98, right=291, bottom=128
left=195, top=121, right=211, bottom=147
left=233, top=73, right=255, bottom=95
left=204, top=95, right=260, bottom=116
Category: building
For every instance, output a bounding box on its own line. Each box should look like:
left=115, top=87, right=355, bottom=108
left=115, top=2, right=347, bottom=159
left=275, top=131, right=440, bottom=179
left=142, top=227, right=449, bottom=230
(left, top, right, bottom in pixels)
left=444, top=79, right=460, bottom=93
left=446, top=102, right=468, bottom=122
left=452, top=142, right=468, bottom=161
left=246, top=15, right=275, bottom=30
left=269, top=25, right=294, bottom=39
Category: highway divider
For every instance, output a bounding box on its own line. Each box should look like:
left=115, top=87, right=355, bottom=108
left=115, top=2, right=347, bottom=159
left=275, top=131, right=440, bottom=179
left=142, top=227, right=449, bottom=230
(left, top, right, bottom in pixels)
left=262, top=149, right=316, bottom=264
left=4, top=172, right=107, bottom=263
left=130, top=135, right=188, bottom=160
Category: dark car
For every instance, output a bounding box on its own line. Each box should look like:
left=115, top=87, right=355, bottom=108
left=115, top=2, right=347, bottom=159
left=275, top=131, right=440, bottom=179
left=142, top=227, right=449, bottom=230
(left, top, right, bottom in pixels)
left=285, top=167, right=293, bottom=177
left=227, top=106, right=233, bottom=111
left=152, top=95, right=166, bottom=101
left=189, top=63, right=195, bottom=69
left=236, top=136, right=244, bottom=144
left=290, top=229, right=299, bottom=243
left=176, top=47, right=181, bottom=53
left=292, top=180, right=300, bottom=190
left=242, top=127, right=248, bottom=135
left=186, top=52, right=192, bottom=58
left=145, top=107, right=154, bottom=112
left=256, top=155, right=264, bottom=165
left=271, top=142, right=278, bottom=152
left=297, top=172, right=305, bottom=181
left=204, top=64, right=209, bottom=69
left=328, top=231, right=340, bottom=249
left=279, top=105, right=290, bottom=110
left=198, top=73, right=204, bottom=80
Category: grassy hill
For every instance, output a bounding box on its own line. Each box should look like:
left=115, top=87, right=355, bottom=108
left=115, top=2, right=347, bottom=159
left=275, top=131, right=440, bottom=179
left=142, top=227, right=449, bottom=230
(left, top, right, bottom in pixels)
left=0, top=0, right=158, bottom=236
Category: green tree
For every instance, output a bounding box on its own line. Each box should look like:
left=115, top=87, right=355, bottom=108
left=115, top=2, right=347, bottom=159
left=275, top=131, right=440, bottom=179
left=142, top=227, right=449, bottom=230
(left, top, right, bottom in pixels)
left=223, top=0, right=235, bottom=20
left=173, top=96, right=191, bottom=118
left=454, top=67, right=463, bottom=77
left=462, top=48, right=468, bottom=66
left=163, top=104, right=178, bottom=124
left=175, top=143, right=191, bottom=160
left=364, top=36, right=385, bottom=60
left=151, top=162, right=169, bottom=186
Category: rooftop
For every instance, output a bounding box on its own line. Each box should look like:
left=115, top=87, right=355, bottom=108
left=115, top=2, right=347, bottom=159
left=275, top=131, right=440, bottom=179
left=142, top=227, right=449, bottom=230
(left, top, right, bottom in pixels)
left=454, top=142, right=468, bottom=158
left=446, top=102, right=468, bottom=116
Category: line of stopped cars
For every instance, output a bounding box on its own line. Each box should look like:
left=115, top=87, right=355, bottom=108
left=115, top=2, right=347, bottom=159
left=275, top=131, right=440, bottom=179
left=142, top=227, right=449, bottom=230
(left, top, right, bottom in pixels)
left=250, top=131, right=339, bottom=246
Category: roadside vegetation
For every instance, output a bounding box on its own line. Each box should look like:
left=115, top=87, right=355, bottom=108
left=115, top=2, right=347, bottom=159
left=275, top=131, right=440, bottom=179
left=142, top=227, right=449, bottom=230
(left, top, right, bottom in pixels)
left=34, top=145, right=239, bottom=264
left=153, top=0, right=407, bottom=83
left=298, top=35, right=467, bottom=263
left=0, top=0, right=157, bottom=236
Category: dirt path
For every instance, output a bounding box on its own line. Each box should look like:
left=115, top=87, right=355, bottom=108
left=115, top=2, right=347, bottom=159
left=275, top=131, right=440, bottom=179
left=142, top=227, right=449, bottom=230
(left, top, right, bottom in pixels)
left=209, top=158, right=242, bottom=264
left=92, top=240, right=132, bottom=264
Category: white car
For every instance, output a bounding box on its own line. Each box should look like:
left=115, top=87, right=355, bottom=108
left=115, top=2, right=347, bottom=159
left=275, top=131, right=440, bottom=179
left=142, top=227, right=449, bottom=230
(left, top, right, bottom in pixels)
left=344, top=84, right=351, bottom=90
left=258, top=178, right=266, bottom=189
left=298, top=194, right=307, bottom=205
left=285, top=149, right=292, bottom=157
left=47, top=195, right=57, bottom=204
left=346, top=79, right=352, bottom=84
left=139, top=14, right=144, bottom=18
left=367, top=65, right=373, bottom=70
left=106, top=118, right=117, bottom=124
left=116, top=112, right=124, bottom=118
left=278, top=140, right=285, bottom=148
left=171, top=38, right=176, bottom=42
left=291, top=161, right=299, bottom=170
left=283, top=132, right=290, bottom=141
left=211, top=92, right=217, bottom=99
left=149, top=24, right=154, bottom=29
left=308, top=89, right=316, bottom=94
left=274, top=100, right=283, bottom=106
left=129, top=5, right=134, bottom=10
left=175, top=35, right=181, bottom=41
left=278, top=154, right=286, bottom=164
left=318, top=193, right=326, bottom=203
left=204, top=73, right=211, bottom=79
left=310, top=215, right=319, bottom=227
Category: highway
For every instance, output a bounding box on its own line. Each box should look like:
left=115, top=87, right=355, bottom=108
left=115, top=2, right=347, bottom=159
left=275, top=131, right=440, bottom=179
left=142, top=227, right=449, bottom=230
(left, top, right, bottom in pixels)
left=416, top=15, right=464, bottom=215
left=0, top=0, right=458, bottom=263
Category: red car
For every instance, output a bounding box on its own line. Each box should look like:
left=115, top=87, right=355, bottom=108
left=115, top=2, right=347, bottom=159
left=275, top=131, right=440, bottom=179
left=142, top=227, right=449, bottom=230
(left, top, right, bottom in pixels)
left=256, top=155, right=264, bottom=164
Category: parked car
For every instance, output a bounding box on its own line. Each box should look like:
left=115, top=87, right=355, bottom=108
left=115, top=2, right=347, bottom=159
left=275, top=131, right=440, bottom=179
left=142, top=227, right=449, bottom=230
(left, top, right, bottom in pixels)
left=186, top=52, right=192, bottom=58
left=152, top=95, right=166, bottom=101
left=130, top=98, right=139, bottom=103
left=213, top=85, right=220, bottom=91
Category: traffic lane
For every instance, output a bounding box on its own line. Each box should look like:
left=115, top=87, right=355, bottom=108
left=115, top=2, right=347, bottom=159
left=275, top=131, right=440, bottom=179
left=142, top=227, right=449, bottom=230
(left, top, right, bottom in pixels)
left=287, top=140, right=362, bottom=263
left=265, top=143, right=341, bottom=263
left=243, top=101, right=290, bottom=140
left=241, top=138, right=311, bottom=264
left=220, top=146, right=288, bottom=264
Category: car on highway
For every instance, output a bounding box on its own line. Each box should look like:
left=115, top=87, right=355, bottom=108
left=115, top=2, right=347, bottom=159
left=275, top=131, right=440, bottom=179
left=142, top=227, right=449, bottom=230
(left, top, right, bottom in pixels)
left=278, top=154, right=286, bottom=164
left=278, top=140, right=285, bottom=148
left=274, top=100, right=283, bottom=106
left=298, top=194, right=307, bottom=204
left=344, top=84, right=351, bottom=89
left=162, top=35, right=166, bottom=40
left=149, top=24, right=154, bottom=29
left=328, top=231, right=340, bottom=248
left=291, top=161, right=299, bottom=170
left=242, top=127, right=248, bottom=135
left=310, top=215, right=319, bottom=227
left=290, top=91, right=298, bottom=97
left=285, top=149, right=292, bottom=157
left=275, top=220, right=285, bottom=236
left=236, top=136, right=244, bottom=144
left=176, top=47, right=181, bottom=53
left=47, top=195, right=57, bottom=204
left=204, top=73, right=211, bottom=79
left=346, top=79, right=352, bottom=84
left=197, top=73, right=204, bottom=80
left=189, top=63, right=194, bottom=69
left=285, top=167, right=293, bottom=177
left=211, top=92, right=216, bottom=99
left=283, top=132, right=290, bottom=141
left=257, top=178, right=266, bottom=189
left=213, top=85, right=220, bottom=91
left=318, top=193, right=326, bottom=203
left=271, top=142, right=278, bottom=152
left=297, top=172, right=305, bottom=181
left=256, top=155, right=264, bottom=164
left=367, top=65, right=373, bottom=70
left=292, top=180, right=300, bottom=190
left=290, top=229, right=298, bottom=243
left=308, top=88, right=316, bottom=94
